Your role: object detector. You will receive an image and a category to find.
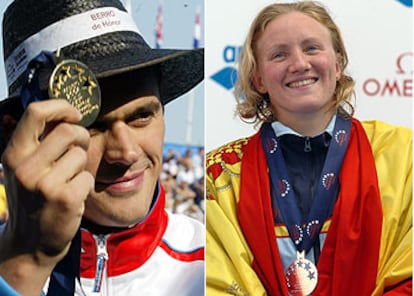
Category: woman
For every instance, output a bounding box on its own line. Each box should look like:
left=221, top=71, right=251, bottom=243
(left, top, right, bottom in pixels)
left=206, top=2, right=412, bottom=295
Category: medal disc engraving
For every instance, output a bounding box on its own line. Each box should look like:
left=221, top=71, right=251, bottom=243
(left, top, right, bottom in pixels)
left=285, top=253, right=318, bottom=296
left=48, top=59, right=101, bottom=127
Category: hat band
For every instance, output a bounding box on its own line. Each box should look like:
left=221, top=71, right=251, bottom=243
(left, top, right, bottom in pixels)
left=5, top=6, right=140, bottom=88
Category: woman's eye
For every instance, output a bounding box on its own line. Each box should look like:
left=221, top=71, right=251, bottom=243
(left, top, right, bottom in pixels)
left=305, top=46, right=318, bottom=53
left=272, top=52, right=285, bottom=60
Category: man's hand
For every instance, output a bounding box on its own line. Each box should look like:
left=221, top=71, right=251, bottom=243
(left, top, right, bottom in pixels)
left=0, top=99, right=94, bottom=295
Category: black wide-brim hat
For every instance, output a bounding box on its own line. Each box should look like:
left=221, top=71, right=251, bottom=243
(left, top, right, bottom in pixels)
left=0, top=0, right=204, bottom=118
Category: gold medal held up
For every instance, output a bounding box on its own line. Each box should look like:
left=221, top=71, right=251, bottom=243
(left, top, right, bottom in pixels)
left=48, top=51, right=101, bottom=127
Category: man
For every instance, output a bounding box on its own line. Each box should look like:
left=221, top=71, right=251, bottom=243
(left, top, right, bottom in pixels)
left=0, top=0, right=204, bottom=295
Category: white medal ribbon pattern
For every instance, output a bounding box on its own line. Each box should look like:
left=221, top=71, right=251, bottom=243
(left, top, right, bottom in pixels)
left=5, top=6, right=140, bottom=87
left=285, top=251, right=318, bottom=296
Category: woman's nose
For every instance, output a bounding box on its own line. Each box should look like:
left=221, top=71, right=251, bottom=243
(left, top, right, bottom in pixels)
left=288, top=50, right=311, bottom=73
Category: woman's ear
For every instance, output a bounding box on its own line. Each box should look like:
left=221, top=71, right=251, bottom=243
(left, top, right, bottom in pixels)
left=335, top=53, right=342, bottom=81
left=252, top=70, right=267, bottom=94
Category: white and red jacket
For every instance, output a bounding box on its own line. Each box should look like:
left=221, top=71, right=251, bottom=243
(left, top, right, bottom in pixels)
left=75, top=183, right=205, bottom=296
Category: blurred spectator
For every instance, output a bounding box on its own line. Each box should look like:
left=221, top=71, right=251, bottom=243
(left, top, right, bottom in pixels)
left=191, top=176, right=205, bottom=212
left=176, top=156, right=196, bottom=185
left=161, top=172, right=178, bottom=213
left=175, top=179, right=204, bottom=223
left=193, top=157, right=204, bottom=183
left=162, top=146, right=205, bottom=223
left=0, top=163, right=4, bottom=184
left=163, top=148, right=180, bottom=177
left=0, top=164, right=7, bottom=226
left=192, top=147, right=204, bottom=168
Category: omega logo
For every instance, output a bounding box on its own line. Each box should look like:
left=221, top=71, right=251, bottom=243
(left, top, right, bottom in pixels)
left=362, top=52, right=412, bottom=98
left=396, top=52, right=413, bottom=74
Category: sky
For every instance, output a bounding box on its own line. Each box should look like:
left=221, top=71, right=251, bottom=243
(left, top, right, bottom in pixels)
left=0, top=0, right=205, bottom=147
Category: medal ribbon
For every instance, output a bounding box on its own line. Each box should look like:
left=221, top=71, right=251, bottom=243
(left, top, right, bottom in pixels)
left=20, top=51, right=56, bottom=108
left=260, top=115, right=351, bottom=252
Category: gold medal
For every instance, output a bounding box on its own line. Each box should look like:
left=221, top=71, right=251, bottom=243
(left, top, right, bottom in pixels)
left=285, top=251, right=318, bottom=296
left=48, top=58, right=101, bottom=127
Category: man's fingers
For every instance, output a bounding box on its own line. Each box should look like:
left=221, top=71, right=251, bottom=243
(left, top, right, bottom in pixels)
left=36, top=146, right=90, bottom=196
left=26, top=122, right=90, bottom=170
left=8, top=100, right=82, bottom=158
left=40, top=170, right=94, bottom=230
left=5, top=123, right=90, bottom=192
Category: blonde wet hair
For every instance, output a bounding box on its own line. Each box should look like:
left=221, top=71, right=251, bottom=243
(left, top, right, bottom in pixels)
left=234, top=1, right=355, bottom=124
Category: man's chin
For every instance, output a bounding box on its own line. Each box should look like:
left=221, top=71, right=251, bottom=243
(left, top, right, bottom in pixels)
left=83, top=205, right=149, bottom=228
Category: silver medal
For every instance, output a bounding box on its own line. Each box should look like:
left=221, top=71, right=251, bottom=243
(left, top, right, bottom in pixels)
left=285, top=251, right=318, bottom=296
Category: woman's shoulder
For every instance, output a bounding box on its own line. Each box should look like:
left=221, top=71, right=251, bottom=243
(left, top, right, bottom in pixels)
left=360, top=119, right=412, bottom=146
left=206, top=137, right=252, bottom=168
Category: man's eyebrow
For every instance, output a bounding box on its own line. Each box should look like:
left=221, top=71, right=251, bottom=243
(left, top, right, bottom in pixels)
left=126, top=101, right=162, bottom=120
left=89, top=101, right=162, bottom=129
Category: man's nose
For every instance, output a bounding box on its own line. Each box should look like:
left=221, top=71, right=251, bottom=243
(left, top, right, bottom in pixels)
left=104, top=121, right=141, bottom=165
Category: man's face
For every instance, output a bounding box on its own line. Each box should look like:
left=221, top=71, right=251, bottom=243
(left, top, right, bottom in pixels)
left=82, top=69, right=165, bottom=227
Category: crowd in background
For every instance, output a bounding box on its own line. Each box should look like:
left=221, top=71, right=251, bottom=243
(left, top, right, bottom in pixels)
left=161, top=146, right=205, bottom=223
